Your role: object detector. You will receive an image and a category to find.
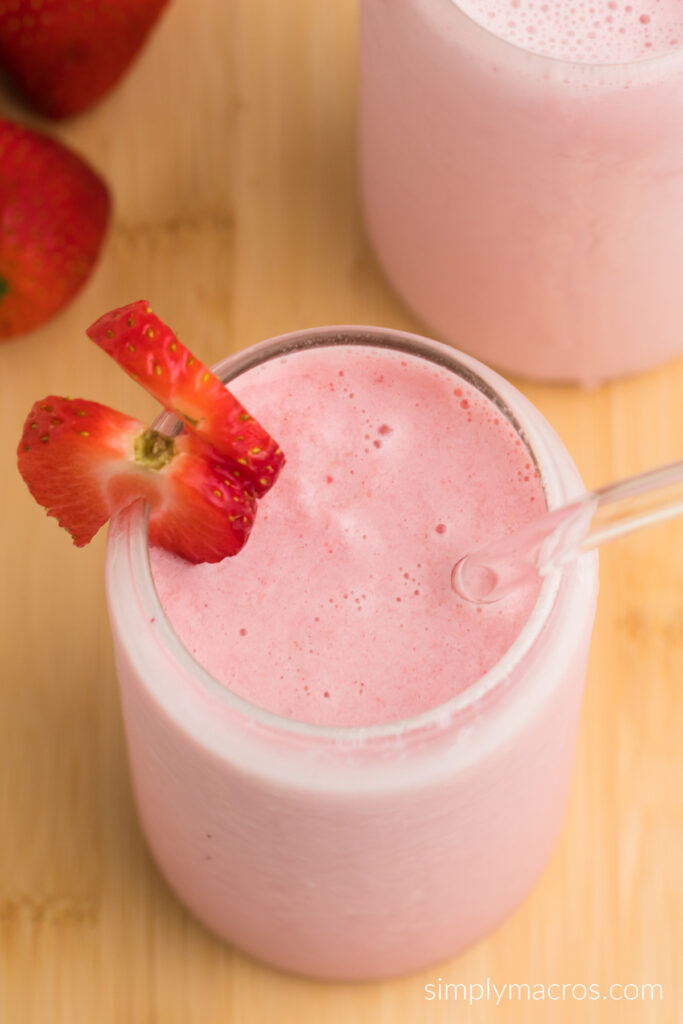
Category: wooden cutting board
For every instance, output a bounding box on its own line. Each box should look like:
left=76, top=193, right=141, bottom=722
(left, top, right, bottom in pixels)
left=0, top=1, right=680, bottom=1020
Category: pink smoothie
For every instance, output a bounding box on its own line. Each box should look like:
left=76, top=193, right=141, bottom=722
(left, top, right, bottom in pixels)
left=106, top=329, right=598, bottom=979
left=150, top=344, right=544, bottom=727
left=360, top=0, right=683, bottom=384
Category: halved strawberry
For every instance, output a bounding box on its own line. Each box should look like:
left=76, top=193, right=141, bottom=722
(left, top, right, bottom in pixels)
left=87, top=300, right=284, bottom=497
left=18, top=396, right=255, bottom=562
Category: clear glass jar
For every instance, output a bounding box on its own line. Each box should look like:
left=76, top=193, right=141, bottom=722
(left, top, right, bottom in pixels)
left=360, top=0, right=683, bottom=384
left=105, top=326, right=598, bottom=979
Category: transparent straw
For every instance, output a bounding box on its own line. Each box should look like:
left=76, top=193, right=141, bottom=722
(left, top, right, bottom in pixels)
left=452, top=458, right=683, bottom=604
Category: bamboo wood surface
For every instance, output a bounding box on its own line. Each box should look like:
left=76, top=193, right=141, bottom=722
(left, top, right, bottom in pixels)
left=0, top=1, right=681, bottom=1021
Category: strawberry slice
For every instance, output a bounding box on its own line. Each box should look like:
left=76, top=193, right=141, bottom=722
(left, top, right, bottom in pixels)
left=17, top=396, right=255, bottom=563
left=87, top=301, right=285, bottom=498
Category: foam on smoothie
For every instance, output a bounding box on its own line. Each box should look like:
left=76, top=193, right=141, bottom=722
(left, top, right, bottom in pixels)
left=453, top=0, right=683, bottom=62
left=150, top=344, right=545, bottom=728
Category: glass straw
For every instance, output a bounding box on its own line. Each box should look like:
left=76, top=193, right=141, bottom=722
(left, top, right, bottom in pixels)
left=451, top=458, right=683, bottom=604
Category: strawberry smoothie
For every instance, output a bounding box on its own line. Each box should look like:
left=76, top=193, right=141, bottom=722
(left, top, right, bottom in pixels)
left=360, top=0, right=683, bottom=384
left=105, top=327, right=598, bottom=978
left=150, top=343, right=544, bottom=727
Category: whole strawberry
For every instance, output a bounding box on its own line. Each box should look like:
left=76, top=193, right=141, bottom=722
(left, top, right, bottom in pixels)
left=0, top=118, right=110, bottom=340
left=0, top=0, right=170, bottom=119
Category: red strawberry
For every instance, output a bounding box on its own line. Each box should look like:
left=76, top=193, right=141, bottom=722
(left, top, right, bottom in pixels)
left=0, top=0, right=170, bottom=120
left=87, top=300, right=285, bottom=497
left=0, top=118, right=110, bottom=340
left=17, top=396, right=256, bottom=562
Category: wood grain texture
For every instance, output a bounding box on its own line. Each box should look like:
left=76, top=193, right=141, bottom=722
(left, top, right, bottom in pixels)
left=0, top=1, right=680, bottom=1020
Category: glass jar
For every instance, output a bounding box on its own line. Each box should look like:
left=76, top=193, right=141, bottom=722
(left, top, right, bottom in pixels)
left=105, top=326, right=598, bottom=979
left=360, top=0, right=683, bottom=384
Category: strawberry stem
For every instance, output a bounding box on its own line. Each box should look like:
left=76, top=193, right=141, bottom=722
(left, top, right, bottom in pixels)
left=134, top=429, right=176, bottom=471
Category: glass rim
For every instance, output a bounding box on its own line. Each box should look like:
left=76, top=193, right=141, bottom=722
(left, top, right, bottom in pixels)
left=110, top=324, right=567, bottom=743
left=445, top=0, right=683, bottom=72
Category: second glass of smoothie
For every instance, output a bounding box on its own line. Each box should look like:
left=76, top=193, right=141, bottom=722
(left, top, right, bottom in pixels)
left=360, top=0, right=683, bottom=384
left=105, top=326, right=598, bottom=979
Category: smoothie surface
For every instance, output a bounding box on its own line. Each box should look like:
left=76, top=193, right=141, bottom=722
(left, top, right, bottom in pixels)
left=453, top=0, right=683, bottom=62
left=150, top=344, right=545, bottom=726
